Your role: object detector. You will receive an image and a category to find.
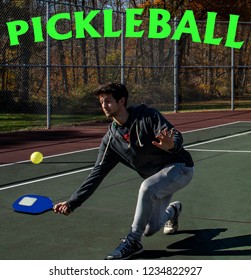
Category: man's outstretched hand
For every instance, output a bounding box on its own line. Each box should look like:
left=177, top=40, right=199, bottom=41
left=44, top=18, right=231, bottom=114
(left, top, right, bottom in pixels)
left=152, top=128, right=175, bottom=151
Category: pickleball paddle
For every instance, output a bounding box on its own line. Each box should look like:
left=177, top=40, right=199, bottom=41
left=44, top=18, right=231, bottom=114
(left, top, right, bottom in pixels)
left=12, top=194, right=54, bottom=214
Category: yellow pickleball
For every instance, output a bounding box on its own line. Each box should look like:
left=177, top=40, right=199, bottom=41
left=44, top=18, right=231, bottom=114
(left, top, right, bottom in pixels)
left=30, top=151, right=44, bottom=164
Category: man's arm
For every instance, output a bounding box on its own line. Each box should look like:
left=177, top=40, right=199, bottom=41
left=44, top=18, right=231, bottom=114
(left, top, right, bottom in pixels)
left=54, top=134, right=119, bottom=215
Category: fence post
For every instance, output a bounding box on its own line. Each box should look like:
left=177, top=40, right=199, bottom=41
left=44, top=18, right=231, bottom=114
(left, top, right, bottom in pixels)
left=173, top=17, right=179, bottom=113
left=121, top=11, right=125, bottom=85
left=46, top=0, right=51, bottom=129
left=231, top=48, right=235, bottom=111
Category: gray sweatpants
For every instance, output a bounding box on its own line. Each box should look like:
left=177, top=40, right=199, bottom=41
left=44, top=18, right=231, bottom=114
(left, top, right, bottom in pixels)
left=130, top=163, right=194, bottom=240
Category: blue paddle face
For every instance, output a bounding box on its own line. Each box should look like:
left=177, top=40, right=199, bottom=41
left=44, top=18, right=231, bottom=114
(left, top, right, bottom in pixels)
left=12, top=194, right=53, bottom=214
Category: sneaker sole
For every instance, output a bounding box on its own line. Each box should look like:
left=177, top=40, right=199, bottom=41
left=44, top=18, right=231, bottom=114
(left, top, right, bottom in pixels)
left=122, top=248, right=144, bottom=260
left=163, top=202, right=182, bottom=235
left=163, top=226, right=178, bottom=235
left=105, top=248, right=144, bottom=260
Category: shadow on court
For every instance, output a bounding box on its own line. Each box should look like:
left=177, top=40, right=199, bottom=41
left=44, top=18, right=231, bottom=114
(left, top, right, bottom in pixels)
left=133, top=228, right=251, bottom=259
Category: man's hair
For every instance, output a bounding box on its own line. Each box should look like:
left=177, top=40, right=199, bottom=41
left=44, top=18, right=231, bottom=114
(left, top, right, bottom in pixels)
left=95, top=82, right=129, bottom=107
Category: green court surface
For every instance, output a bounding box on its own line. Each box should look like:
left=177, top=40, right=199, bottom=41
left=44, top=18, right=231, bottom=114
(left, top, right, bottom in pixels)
left=0, top=121, right=250, bottom=260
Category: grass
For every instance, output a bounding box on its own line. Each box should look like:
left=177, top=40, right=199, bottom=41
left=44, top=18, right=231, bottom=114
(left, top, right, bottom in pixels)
left=1, top=99, right=250, bottom=132
left=176, top=100, right=251, bottom=111
left=0, top=113, right=106, bottom=133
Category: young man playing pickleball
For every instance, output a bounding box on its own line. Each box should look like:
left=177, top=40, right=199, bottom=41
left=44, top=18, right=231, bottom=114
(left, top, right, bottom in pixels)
left=54, top=82, right=194, bottom=260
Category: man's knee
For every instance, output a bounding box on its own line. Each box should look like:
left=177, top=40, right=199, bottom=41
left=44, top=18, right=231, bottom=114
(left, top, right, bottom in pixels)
left=139, top=180, right=155, bottom=200
left=143, top=225, right=159, bottom=237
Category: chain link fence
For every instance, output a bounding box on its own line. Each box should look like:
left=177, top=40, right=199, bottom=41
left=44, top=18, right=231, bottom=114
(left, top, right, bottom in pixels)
left=1, top=1, right=251, bottom=132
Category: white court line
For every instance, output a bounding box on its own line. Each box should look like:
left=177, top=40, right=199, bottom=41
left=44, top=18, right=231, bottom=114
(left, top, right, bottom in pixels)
left=1, top=120, right=249, bottom=168
left=187, top=148, right=251, bottom=153
left=182, top=120, right=243, bottom=134
left=0, top=167, right=93, bottom=191
left=0, top=147, right=99, bottom=168
left=184, top=130, right=251, bottom=148
left=1, top=121, right=250, bottom=191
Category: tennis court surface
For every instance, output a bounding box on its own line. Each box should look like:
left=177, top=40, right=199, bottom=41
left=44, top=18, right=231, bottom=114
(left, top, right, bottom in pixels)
left=0, top=111, right=251, bottom=260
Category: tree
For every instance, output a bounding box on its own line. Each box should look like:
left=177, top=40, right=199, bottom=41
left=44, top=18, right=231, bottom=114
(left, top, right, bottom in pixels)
left=188, top=0, right=251, bottom=21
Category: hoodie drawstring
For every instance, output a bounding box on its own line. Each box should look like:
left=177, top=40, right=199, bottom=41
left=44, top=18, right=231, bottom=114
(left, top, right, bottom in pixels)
left=100, top=120, right=144, bottom=165
left=99, top=134, right=112, bottom=165
left=136, top=121, right=144, bottom=147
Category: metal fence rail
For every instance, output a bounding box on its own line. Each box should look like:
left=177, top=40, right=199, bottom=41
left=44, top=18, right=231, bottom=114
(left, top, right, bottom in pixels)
left=1, top=1, right=251, bottom=131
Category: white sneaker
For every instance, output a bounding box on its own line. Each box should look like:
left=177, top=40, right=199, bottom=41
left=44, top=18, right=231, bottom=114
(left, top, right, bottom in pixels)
left=163, top=201, right=182, bottom=235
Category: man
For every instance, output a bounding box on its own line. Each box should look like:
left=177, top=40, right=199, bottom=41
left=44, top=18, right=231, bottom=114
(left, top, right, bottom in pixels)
left=54, top=82, right=194, bottom=260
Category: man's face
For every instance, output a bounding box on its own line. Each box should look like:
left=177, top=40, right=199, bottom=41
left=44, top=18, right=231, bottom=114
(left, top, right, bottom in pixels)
left=98, top=93, right=124, bottom=118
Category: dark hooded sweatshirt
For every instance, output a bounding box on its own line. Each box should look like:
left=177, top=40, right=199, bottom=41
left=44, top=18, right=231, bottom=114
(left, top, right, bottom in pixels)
left=67, top=104, right=194, bottom=210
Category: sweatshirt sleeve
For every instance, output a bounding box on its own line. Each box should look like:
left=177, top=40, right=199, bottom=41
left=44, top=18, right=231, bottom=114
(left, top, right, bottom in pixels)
left=147, top=107, right=184, bottom=153
left=67, top=134, right=119, bottom=211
